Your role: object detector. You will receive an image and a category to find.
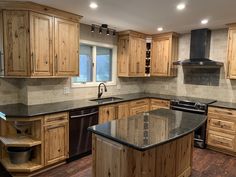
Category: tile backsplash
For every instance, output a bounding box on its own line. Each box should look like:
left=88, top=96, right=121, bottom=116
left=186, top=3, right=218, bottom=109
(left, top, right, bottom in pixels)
left=1, top=27, right=236, bottom=105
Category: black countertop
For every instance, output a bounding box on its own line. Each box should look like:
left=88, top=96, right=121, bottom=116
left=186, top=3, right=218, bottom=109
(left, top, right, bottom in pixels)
left=0, top=93, right=216, bottom=119
left=209, top=101, right=236, bottom=110
left=88, top=109, right=207, bottom=151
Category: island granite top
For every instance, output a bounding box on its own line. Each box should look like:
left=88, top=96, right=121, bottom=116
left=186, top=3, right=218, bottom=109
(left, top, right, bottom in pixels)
left=88, top=109, right=207, bottom=151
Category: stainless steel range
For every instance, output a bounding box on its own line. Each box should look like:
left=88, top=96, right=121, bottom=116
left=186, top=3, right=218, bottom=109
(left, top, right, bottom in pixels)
left=170, top=97, right=216, bottom=148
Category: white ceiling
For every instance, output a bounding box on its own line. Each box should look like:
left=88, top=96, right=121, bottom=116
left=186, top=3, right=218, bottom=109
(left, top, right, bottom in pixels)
left=17, top=0, right=236, bottom=34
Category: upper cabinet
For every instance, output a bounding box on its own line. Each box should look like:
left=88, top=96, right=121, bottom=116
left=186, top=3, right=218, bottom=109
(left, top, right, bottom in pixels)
left=117, top=31, right=178, bottom=78
left=54, top=18, right=79, bottom=76
left=227, top=24, right=236, bottom=79
left=151, top=32, right=178, bottom=77
left=118, top=31, right=146, bottom=77
left=0, top=1, right=82, bottom=78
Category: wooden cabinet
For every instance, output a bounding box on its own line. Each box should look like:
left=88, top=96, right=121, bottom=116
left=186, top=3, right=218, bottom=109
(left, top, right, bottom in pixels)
left=151, top=33, right=178, bottom=77
left=129, top=99, right=149, bottom=116
left=118, top=30, right=146, bottom=77
left=44, top=112, right=69, bottom=166
left=30, top=12, right=53, bottom=76
left=117, top=102, right=130, bottom=119
left=207, top=106, right=236, bottom=154
left=54, top=18, right=79, bottom=76
left=227, top=24, right=236, bottom=79
left=99, top=105, right=117, bottom=124
left=3, top=10, right=29, bottom=76
left=1, top=2, right=81, bottom=77
left=150, top=99, right=170, bottom=111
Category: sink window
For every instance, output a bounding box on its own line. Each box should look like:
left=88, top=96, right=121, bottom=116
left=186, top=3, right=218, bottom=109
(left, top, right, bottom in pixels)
left=72, top=40, right=117, bottom=87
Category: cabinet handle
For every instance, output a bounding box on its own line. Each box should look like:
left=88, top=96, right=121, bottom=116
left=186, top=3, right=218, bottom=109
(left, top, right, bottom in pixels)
left=106, top=110, right=109, bottom=115
left=0, top=51, right=4, bottom=73
left=227, top=61, right=230, bottom=77
left=167, top=61, right=170, bottom=74
left=55, top=54, right=58, bottom=73
left=31, top=52, right=35, bottom=73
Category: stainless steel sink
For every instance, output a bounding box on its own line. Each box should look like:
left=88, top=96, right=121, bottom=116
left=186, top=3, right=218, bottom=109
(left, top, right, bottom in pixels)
left=90, top=97, right=123, bottom=103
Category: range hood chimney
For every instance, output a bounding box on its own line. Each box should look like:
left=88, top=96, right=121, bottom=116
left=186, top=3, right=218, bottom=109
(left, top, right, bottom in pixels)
left=173, top=28, right=223, bottom=67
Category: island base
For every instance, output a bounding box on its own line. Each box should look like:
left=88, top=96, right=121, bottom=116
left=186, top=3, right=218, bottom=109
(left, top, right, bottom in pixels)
left=92, top=133, right=193, bottom=177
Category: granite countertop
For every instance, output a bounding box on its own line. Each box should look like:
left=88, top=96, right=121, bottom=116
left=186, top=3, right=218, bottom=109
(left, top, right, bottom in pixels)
left=0, top=92, right=216, bottom=119
left=88, top=109, right=207, bottom=151
left=209, top=101, right=236, bottom=110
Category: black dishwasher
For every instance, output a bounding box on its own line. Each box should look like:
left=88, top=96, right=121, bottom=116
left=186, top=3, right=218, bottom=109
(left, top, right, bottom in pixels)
left=68, top=107, right=98, bottom=161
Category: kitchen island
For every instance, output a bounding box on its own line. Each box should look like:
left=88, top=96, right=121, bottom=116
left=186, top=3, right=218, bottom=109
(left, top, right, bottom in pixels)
left=88, top=109, right=206, bottom=177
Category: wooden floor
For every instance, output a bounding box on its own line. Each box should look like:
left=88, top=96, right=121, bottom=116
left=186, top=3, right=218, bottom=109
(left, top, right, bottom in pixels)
left=1, top=148, right=236, bottom=177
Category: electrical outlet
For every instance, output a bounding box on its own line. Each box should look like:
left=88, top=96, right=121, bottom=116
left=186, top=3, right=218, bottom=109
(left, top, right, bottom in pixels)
left=63, top=87, right=70, bottom=94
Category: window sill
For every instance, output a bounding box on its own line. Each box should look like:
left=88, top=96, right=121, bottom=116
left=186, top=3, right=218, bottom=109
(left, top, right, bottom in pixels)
left=71, top=81, right=117, bottom=88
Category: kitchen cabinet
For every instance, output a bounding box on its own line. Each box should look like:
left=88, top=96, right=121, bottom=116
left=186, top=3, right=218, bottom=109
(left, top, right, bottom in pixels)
left=150, top=99, right=170, bottom=111
left=207, top=107, right=236, bottom=154
left=129, top=99, right=149, bottom=116
left=44, top=112, right=69, bottom=166
left=151, top=32, right=178, bottom=77
left=54, top=18, right=79, bottom=76
left=117, top=102, right=130, bottom=119
left=118, top=30, right=146, bottom=77
left=227, top=24, right=236, bottom=79
left=1, top=2, right=81, bottom=77
left=99, top=105, right=117, bottom=124
left=3, top=10, right=29, bottom=76
left=30, top=12, right=53, bottom=76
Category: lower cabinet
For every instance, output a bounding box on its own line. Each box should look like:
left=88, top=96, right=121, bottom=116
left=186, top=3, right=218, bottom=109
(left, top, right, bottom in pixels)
left=44, top=112, right=69, bottom=166
left=150, top=99, right=170, bottom=111
left=99, top=105, right=117, bottom=124
left=207, top=106, right=236, bottom=154
left=129, top=99, right=149, bottom=116
left=98, top=98, right=169, bottom=124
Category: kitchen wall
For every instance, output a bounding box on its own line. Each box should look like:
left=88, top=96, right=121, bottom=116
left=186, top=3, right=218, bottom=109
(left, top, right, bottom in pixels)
left=18, top=24, right=143, bottom=105
left=144, top=28, right=236, bottom=102
left=0, top=27, right=235, bottom=105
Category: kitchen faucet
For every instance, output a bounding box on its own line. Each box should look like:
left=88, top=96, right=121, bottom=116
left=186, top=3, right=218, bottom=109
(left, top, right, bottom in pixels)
left=98, top=82, right=107, bottom=98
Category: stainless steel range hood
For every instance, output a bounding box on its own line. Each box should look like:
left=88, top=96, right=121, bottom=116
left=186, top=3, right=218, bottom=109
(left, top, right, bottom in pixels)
left=173, top=29, right=223, bottom=68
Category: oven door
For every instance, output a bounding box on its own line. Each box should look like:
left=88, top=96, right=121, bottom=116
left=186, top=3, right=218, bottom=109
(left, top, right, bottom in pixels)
left=170, top=105, right=206, bottom=115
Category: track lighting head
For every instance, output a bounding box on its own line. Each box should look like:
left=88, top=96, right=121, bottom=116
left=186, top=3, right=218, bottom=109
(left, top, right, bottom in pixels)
left=99, top=27, right=102, bottom=34
left=106, top=28, right=110, bottom=36
left=91, top=24, right=95, bottom=32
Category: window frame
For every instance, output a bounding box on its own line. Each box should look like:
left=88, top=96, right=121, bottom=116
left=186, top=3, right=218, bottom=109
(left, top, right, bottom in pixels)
left=71, top=40, right=117, bottom=88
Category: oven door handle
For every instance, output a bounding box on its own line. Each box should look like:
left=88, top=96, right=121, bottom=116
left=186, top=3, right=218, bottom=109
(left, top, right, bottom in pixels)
left=170, top=105, right=205, bottom=114
left=70, top=111, right=98, bottom=119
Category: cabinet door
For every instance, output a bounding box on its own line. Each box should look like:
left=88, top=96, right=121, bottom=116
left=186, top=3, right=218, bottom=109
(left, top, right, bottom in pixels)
left=117, top=102, right=129, bottom=119
left=44, top=122, right=69, bottom=166
left=151, top=38, right=170, bottom=76
left=129, top=99, right=149, bottom=116
left=129, top=37, right=146, bottom=77
left=54, top=18, right=79, bottom=76
left=3, top=10, right=29, bottom=76
left=99, top=105, right=116, bottom=124
left=30, top=12, right=53, bottom=76
left=117, top=37, right=129, bottom=76
left=227, top=29, right=236, bottom=79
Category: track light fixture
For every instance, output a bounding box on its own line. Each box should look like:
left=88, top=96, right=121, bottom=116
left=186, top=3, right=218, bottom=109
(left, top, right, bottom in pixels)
left=91, top=24, right=95, bottom=32
left=91, top=24, right=116, bottom=36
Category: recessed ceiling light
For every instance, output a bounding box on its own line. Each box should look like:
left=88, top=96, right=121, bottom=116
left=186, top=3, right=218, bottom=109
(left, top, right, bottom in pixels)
left=89, top=2, right=98, bottom=9
left=157, top=27, right=163, bottom=32
left=201, top=19, right=209, bottom=25
left=177, top=3, right=186, bottom=10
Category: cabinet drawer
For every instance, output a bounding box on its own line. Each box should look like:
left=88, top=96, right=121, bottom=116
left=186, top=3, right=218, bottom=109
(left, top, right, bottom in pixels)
left=207, top=130, right=235, bottom=151
left=129, top=99, right=149, bottom=107
left=208, top=118, right=236, bottom=133
left=208, top=107, right=236, bottom=117
left=44, top=112, right=68, bottom=125
left=150, top=99, right=170, bottom=110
